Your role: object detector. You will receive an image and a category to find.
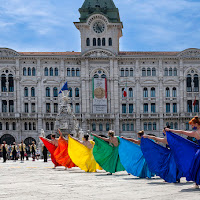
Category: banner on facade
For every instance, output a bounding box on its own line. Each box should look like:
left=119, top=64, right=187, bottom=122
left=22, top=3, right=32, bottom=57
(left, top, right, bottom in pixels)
left=92, top=78, right=107, bottom=113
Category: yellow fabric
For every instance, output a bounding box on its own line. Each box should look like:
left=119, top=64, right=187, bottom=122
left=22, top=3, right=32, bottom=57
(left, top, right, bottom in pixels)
left=68, top=136, right=102, bottom=172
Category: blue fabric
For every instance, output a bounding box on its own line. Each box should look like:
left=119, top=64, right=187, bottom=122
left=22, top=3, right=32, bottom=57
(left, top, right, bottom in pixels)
left=118, top=138, right=155, bottom=178
left=59, top=81, right=68, bottom=94
left=166, top=131, right=200, bottom=184
left=141, top=138, right=184, bottom=183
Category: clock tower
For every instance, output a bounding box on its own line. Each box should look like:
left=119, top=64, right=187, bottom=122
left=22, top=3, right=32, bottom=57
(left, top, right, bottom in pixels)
left=74, top=0, right=123, bottom=54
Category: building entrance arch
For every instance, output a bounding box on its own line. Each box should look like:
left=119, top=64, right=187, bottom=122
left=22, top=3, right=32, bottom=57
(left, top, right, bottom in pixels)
left=0, top=134, right=15, bottom=145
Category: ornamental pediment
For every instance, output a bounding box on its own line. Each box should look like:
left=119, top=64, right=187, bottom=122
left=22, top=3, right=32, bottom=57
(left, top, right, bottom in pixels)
left=0, top=48, right=20, bottom=57
left=178, top=48, right=200, bottom=58
left=82, top=49, right=115, bottom=58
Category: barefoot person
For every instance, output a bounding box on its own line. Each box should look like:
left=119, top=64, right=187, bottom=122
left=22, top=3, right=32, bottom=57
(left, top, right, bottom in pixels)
left=141, top=128, right=183, bottom=183
left=119, top=131, right=155, bottom=178
left=68, top=134, right=102, bottom=172
left=91, top=130, right=125, bottom=175
left=165, top=116, right=200, bottom=189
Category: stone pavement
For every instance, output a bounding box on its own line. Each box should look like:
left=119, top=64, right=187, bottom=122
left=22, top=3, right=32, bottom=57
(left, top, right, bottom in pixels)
left=0, top=159, right=199, bottom=200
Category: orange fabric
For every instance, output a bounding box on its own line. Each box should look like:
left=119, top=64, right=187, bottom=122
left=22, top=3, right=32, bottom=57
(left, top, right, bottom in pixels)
left=54, top=137, right=76, bottom=168
left=39, top=137, right=60, bottom=167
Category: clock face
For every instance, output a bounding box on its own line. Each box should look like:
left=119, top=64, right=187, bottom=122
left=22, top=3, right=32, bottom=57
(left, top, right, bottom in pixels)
left=93, top=21, right=105, bottom=34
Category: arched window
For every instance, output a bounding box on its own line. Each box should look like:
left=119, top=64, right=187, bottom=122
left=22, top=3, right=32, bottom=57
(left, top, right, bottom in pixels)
left=99, top=124, right=103, bottom=131
left=92, top=123, right=96, bottom=131
left=143, top=88, right=148, bottom=97
left=55, top=68, right=58, bottom=76
left=122, top=124, right=126, bottom=131
left=187, top=100, right=192, bottom=112
left=121, top=68, right=124, bottom=77
left=94, top=74, right=99, bottom=78
left=170, top=122, right=173, bottom=129
left=144, top=104, right=148, bottom=113
left=28, top=68, right=31, bottom=76
left=24, top=122, right=28, bottom=130
left=148, top=122, right=152, bottom=131
left=8, top=74, right=14, bottom=92
left=32, top=68, right=36, bottom=76
left=31, top=87, right=35, bottom=97
left=86, top=38, right=90, bottom=46
left=172, top=87, right=176, bottom=97
left=6, top=122, right=9, bottom=130
left=106, top=123, right=110, bottom=131
left=24, top=87, right=28, bottom=97
left=67, top=68, right=70, bottom=77
left=33, top=122, right=36, bottom=130
left=72, top=68, right=75, bottom=77
left=76, top=68, right=80, bottom=77
left=142, top=68, right=146, bottom=76
left=29, top=122, right=32, bottom=130
left=153, top=122, right=156, bottom=130
left=44, top=67, right=48, bottom=76
left=125, top=68, right=129, bottom=77
left=46, top=122, right=49, bottom=130
left=144, top=123, right=147, bottom=131
left=169, top=68, right=172, bottom=76
left=174, top=68, right=177, bottom=76
left=69, top=88, right=72, bottom=97
left=187, top=74, right=192, bottom=92
left=194, top=100, right=199, bottom=112
left=164, top=68, right=168, bottom=76
left=75, top=88, right=79, bottom=97
left=50, top=67, right=53, bottom=76
left=129, top=88, right=133, bottom=98
left=109, top=38, right=112, bottom=46
left=130, top=68, right=133, bottom=76
left=166, top=122, right=169, bottom=127
left=51, top=122, right=54, bottom=130
left=23, top=68, right=26, bottom=76
left=194, top=74, right=199, bottom=92
left=98, top=38, right=101, bottom=46
left=166, top=87, right=170, bottom=97
left=53, top=87, right=58, bottom=97
left=1, top=74, right=6, bottom=92
left=93, top=38, right=96, bottom=46
left=102, top=38, right=106, bottom=46
left=46, top=87, right=50, bottom=97
left=101, top=74, right=106, bottom=78
left=127, top=124, right=130, bottom=131
left=174, top=122, right=178, bottom=130
left=151, top=88, right=155, bottom=97
left=152, top=68, right=156, bottom=76
left=0, top=122, right=2, bottom=130
left=147, top=68, right=151, bottom=76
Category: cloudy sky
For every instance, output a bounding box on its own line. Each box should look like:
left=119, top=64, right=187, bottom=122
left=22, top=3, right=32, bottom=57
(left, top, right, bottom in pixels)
left=0, top=0, right=200, bottom=52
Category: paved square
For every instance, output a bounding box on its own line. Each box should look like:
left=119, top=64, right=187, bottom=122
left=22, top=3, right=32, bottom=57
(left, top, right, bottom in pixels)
left=0, top=160, right=199, bottom=200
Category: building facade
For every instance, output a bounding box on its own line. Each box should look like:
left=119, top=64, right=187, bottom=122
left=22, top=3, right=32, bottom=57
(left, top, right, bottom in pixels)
left=0, top=0, right=200, bottom=144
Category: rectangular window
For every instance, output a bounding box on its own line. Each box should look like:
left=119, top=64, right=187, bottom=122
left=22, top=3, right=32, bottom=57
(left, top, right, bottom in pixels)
left=129, top=104, right=133, bottom=113
left=173, top=103, right=177, bottom=113
left=75, top=103, right=80, bottom=113
left=106, top=123, right=110, bottom=131
left=122, top=104, right=126, bottom=114
left=46, top=103, right=51, bottom=113
left=31, top=103, right=35, bottom=113
left=187, top=100, right=192, bottom=113
left=144, top=104, right=148, bottom=113
left=54, top=103, right=58, bottom=113
left=166, top=103, right=170, bottom=113
left=99, top=124, right=103, bottom=131
left=2, top=100, right=7, bottom=112
left=151, top=103, right=156, bottom=113
left=131, top=124, right=134, bottom=131
left=9, top=100, right=14, bottom=112
left=25, top=103, right=29, bottom=113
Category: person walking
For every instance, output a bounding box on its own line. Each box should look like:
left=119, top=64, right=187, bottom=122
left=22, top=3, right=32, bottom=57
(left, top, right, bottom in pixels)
left=18, top=141, right=26, bottom=162
left=12, top=142, right=18, bottom=161
left=30, top=141, right=36, bottom=161
left=2, top=141, right=8, bottom=163
left=42, top=145, right=48, bottom=162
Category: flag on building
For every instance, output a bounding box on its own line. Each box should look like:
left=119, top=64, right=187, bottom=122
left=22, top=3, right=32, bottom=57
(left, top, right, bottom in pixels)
left=59, top=81, right=68, bottom=94
left=123, top=83, right=127, bottom=97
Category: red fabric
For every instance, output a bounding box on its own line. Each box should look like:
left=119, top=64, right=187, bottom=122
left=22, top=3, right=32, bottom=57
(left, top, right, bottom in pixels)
left=54, top=137, right=76, bottom=168
left=193, top=97, right=197, bottom=106
left=39, top=137, right=60, bottom=167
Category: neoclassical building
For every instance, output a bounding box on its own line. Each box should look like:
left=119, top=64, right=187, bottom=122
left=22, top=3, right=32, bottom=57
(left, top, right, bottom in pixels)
left=0, top=0, right=200, bottom=145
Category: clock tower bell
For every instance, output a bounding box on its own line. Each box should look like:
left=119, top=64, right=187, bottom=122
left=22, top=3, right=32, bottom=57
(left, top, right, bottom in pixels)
left=74, top=0, right=123, bottom=54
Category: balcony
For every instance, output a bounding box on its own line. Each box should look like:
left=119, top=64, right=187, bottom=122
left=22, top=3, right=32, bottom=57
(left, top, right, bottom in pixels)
left=141, top=113, right=159, bottom=118
left=163, top=113, right=179, bottom=118
left=0, top=113, right=16, bottom=118
left=88, top=113, right=115, bottom=120
left=120, top=113, right=136, bottom=119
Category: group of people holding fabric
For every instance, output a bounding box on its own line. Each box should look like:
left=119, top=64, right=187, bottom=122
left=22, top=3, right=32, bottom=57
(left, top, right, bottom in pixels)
left=40, top=116, right=200, bottom=189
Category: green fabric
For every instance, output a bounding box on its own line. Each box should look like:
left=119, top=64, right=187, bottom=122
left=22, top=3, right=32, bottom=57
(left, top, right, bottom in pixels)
left=93, top=136, right=125, bottom=173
